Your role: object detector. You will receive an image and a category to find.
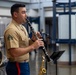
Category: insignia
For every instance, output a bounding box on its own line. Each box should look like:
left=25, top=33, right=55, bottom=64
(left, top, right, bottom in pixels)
left=7, top=35, right=13, bottom=40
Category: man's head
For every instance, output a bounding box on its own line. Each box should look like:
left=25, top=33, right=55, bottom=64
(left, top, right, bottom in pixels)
left=11, top=3, right=27, bottom=24
left=11, top=3, right=25, bottom=16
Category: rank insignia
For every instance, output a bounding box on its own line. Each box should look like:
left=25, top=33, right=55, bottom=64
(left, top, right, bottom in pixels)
left=7, top=35, right=13, bottom=40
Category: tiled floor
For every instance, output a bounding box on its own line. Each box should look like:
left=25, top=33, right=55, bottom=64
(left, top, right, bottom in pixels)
left=0, top=48, right=76, bottom=75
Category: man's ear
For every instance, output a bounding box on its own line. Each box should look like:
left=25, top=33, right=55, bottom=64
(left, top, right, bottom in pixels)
left=13, top=12, right=18, bottom=17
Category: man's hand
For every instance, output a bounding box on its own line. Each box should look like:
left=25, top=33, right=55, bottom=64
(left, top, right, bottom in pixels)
left=31, top=32, right=42, bottom=42
left=31, top=39, right=44, bottom=49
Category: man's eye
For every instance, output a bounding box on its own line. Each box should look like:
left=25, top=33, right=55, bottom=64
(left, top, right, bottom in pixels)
left=22, top=11, right=27, bottom=14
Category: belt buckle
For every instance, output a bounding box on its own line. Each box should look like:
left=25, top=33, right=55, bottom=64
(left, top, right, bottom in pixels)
left=20, top=60, right=28, bottom=63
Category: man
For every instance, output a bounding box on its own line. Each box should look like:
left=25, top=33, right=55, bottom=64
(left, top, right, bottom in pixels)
left=4, top=3, right=44, bottom=75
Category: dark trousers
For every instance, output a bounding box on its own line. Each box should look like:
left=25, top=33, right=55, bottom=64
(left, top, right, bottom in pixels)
left=6, top=61, right=30, bottom=75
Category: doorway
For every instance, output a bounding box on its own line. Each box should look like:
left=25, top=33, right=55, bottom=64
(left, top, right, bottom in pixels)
left=45, top=17, right=58, bottom=39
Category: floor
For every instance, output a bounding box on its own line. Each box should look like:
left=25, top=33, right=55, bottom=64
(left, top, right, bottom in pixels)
left=29, top=49, right=76, bottom=75
left=0, top=48, right=76, bottom=75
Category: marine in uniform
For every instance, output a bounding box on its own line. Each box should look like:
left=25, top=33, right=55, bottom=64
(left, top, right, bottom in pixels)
left=4, top=3, right=44, bottom=75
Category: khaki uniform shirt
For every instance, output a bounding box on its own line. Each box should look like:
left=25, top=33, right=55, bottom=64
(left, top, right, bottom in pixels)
left=4, top=19, right=30, bottom=62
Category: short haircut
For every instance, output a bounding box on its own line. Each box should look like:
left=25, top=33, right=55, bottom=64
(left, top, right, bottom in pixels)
left=11, top=3, right=25, bottom=16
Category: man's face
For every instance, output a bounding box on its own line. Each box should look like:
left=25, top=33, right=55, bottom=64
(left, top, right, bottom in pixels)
left=13, top=7, right=27, bottom=24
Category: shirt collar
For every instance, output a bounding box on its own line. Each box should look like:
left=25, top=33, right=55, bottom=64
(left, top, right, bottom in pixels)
left=12, top=19, right=21, bottom=26
left=11, top=19, right=22, bottom=30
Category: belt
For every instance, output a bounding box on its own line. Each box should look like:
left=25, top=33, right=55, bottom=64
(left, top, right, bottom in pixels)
left=8, top=59, right=29, bottom=63
left=18, top=60, right=29, bottom=63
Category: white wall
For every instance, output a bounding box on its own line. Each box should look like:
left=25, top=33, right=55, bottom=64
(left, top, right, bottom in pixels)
left=58, top=15, right=69, bottom=39
left=7, top=0, right=30, bottom=3
left=27, top=9, right=39, bottom=17
left=58, top=14, right=76, bottom=62
left=71, top=15, right=76, bottom=39
left=59, top=44, right=76, bottom=62
left=57, top=0, right=76, bottom=2
left=30, top=0, right=52, bottom=3
left=58, top=15, right=76, bottom=39
left=0, top=7, right=11, bottom=16
left=44, top=10, right=53, bottom=17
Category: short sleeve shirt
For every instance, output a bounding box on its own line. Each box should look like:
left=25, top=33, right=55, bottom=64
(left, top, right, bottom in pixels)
left=4, top=20, right=29, bottom=62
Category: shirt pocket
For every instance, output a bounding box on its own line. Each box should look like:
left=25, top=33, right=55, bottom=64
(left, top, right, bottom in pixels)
left=20, top=34, right=29, bottom=47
